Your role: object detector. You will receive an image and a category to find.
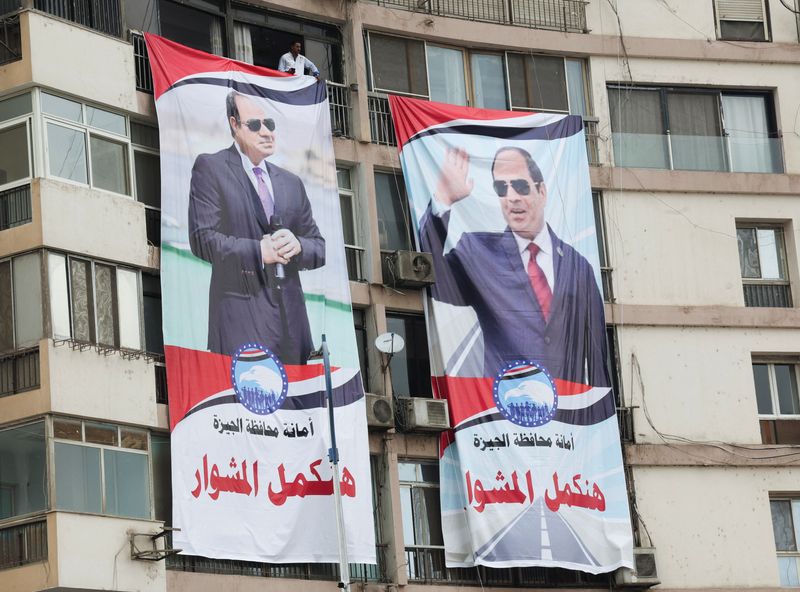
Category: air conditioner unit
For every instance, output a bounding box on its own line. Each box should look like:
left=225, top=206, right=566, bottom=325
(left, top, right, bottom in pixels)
left=615, top=547, right=659, bottom=587
left=400, top=398, right=449, bottom=432
left=365, top=393, right=394, bottom=429
left=383, top=250, right=435, bottom=288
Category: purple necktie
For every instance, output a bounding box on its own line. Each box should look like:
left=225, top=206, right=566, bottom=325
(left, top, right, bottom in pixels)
left=252, top=167, right=274, bottom=220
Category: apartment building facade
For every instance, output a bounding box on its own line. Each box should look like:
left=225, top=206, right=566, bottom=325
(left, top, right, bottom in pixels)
left=1, top=0, right=799, bottom=591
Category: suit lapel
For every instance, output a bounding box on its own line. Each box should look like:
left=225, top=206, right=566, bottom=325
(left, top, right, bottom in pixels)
left=225, top=145, right=270, bottom=234
left=549, top=225, right=566, bottom=317
left=266, top=162, right=287, bottom=220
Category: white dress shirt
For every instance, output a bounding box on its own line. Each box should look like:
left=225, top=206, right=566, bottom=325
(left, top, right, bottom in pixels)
left=514, top=227, right=555, bottom=292
left=278, top=52, right=319, bottom=76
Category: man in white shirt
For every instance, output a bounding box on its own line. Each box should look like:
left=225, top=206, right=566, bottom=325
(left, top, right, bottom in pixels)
left=278, top=40, right=320, bottom=80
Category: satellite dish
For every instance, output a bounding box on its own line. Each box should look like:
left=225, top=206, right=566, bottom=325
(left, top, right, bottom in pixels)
left=375, top=332, right=405, bottom=355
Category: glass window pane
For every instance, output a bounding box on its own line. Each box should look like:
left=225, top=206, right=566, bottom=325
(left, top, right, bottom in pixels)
left=421, top=487, right=443, bottom=546
left=94, top=264, right=117, bottom=347
left=151, top=433, right=172, bottom=523
left=0, top=93, right=32, bottom=122
left=353, top=309, right=368, bottom=384
left=104, top=449, right=150, bottom=518
left=667, top=92, right=725, bottom=171
left=426, top=46, right=467, bottom=106
left=420, top=463, right=439, bottom=483
left=47, top=123, right=87, bottom=184
left=566, top=59, right=587, bottom=117
left=398, top=462, right=418, bottom=482
left=370, top=34, right=428, bottom=96
left=55, top=442, right=101, bottom=513
left=336, top=168, right=351, bottom=190
left=507, top=53, right=529, bottom=108
left=531, top=55, right=568, bottom=112
left=86, top=106, right=126, bottom=136
left=737, top=228, right=760, bottom=278
left=90, top=136, right=129, bottom=195
left=0, top=421, right=47, bottom=519
left=142, top=272, right=163, bottom=355
left=775, top=365, right=800, bottom=415
left=720, top=20, right=766, bottom=41
left=387, top=315, right=411, bottom=396
left=772, top=500, right=797, bottom=551
left=304, top=38, right=343, bottom=83
left=121, top=428, right=148, bottom=451
left=70, top=259, right=94, bottom=343
left=608, top=88, right=669, bottom=168
left=0, top=123, right=30, bottom=185
left=778, top=557, right=800, bottom=587
left=471, top=53, right=507, bottom=110
left=756, top=229, right=785, bottom=280
left=375, top=173, right=412, bottom=251
left=131, top=122, right=159, bottom=150
left=13, top=252, right=43, bottom=348
left=722, top=95, right=777, bottom=173
left=85, top=422, right=118, bottom=446
left=158, top=0, right=225, bottom=56
left=340, top=193, right=356, bottom=246
left=116, top=268, right=141, bottom=350
left=48, top=253, right=71, bottom=340
left=134, top=151, right=161, bottom=209
left=53, top=418, right=82, bottom=441
left=0, top=261, right=12, bottom=351
left=753, top=364, right=773, bottom=415
left=399, top=485, right=415, bottom=545
left=41, top=93, right=82, bottom=122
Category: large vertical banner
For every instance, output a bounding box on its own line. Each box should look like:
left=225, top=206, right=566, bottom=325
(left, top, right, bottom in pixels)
left=146, top=35, right=375, bottom=563
left=389, top=96, right=632, bottom=573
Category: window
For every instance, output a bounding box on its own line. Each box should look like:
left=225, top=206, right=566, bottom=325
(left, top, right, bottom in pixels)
left=753, top=362, right=800, bottom=445
left=386, top=313, right=432, bottom=397
left=375, top=172, right=413, bottom=252
left=0, top=252, right=44, bottom=352
left=470, top=53, right=508, bottom=110
left=151, top=433, right=171, bottom=524
left=338, top=168, right=364, bottom=281
left=42, top=92, right=131, bottom=195
left=353, top=308, right=369, bottom=389
left=715, top=0, right=769, bottom=41
left=53, top=418, right=150, bottom=519
left=770, top=497, right=800, bottom=586
left=0, top=93, right=34, bottom=231
left=368, top=33, right=428, bottom=97
left=592, top=192, right=613, bottom=302
left=47, top=252, right=142, bottom=350
left=158, top=0, right=225, bottom=56
left=608, top=86, right=781, bottom=173
left=131, top=122, right=161, bottom=245
left=737, top=224, right=791, bottom=307
left=398, top=460, right=444, bottom=581
left=426, top=46, right=467, bottom=106
left=0, top=421, right=47, bottom=520
left=142, top=272, right=163, bottom=355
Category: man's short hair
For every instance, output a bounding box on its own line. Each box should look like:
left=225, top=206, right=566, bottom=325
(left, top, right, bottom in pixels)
left=290, top=39, right=302, bottom=47
left=226, top=90, right=242, bottom=137
left=491, top=147, right=544, bottom=185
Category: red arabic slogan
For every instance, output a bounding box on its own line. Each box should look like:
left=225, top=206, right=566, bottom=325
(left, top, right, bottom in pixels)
left=191, top=455, right=356, bottom=505
left=466, top=470, right=605, bottom=514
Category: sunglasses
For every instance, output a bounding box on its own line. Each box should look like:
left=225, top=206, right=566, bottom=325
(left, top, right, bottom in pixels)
left=493, top=179, right=539, bottom=197
left=240, top=118, right=276, bottom=132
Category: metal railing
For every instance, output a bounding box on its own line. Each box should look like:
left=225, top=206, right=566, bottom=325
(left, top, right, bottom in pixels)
left=34, top=0, right=121, bottom=37
left=368, top=94, right=396, bottom=146
left=154, top=360, right=168, bottom=404
left=0, top=12, right=21, bottom=66
left=600, top=267, right=613, bottom=303
left=584, top=117, right=600, bottom=166
left=131, top=31, right=153, bottom=94
left=327, top=81, right=352, bottom=138
left=617, top=406, right=634, bottom=442
left=168, top=555, right=382, bottom=581
left=0, top=519, right=47, bottom=570
left=405, top=546, right=610, bottom=585
left=0, top=346, right=40, bottom=397
left=370, top=0, right=587, bottom=32
left=743, top=282, right=792, bottom=308
left=0, top=183, right=32, bottom=230
left=345, top=245, right=366, bottom=282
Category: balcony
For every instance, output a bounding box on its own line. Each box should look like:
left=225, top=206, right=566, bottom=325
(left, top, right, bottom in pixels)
left=0, top=346, right=40, bottom=397
left=34, top=0, right=121, bottom=37
left=0, top=183, right=32, bottom=231
left=0, top=518, right=47, bottom=570
left=131, top=30, right=153, bottom=93
left=0, top=12, right=21, bottom=66
left=369, top=0, right=588, bottom=33
left=405, top=546, right=610, bottom=586
left=328, top=81, right=352, bottom=139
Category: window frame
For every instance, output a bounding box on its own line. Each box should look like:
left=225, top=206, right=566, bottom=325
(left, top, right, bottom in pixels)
left=736, top=221, right=792, bottom=308
left=397, top=459, right=443, bottom=550
left=0, top=250, right=45, bottom=353
left=753, top=360, right=800, bottom=419
left=366, top=31, right=431, bottom=99
left=770, top=495, right=800, bottom=586
left=337, top=166, right=366, bottom=282
left=0, top=114, right=34, bottom=193
left=714, top=0, right=770, bottom=42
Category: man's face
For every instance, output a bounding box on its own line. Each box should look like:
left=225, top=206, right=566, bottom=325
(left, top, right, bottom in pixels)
left=231, top=96, right=275, bottom=165
left=291, top=42, right=301, bottom=56
left=493, top=150, right=546, bottom=240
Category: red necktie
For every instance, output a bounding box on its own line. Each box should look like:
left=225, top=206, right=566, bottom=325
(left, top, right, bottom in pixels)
left=527, top=243, right=552, bottom=321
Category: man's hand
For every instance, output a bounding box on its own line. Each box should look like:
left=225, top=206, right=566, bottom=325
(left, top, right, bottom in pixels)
left=288, top=67, right=296, bottom=74
left=434, top=148, right=473, bottom=207
left=271, top=229, right=302, bottom=262
left=261, top=235, right=287, bottom=265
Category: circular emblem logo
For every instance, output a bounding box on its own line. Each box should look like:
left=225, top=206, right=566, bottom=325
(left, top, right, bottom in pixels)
left=493, top=361, right=558, bottom=427
left=231, top=343, right=288, bottom=415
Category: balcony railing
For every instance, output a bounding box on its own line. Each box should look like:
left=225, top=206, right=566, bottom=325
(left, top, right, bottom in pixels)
left=131, top=31, right=153, bottom=94
left=0, top=183, right=31, bottom=230
left=168, top=555, right=383, bottom=581
left=0, top=12, right=21, bottom=66
left=405, top=546, right=610, bottom=586
left=368, top=94, right=396, bottom=147
left=0, top=519, right=47, bottom=570
left=328, top=81, right=352, bottom=138
left=0, top=346, right=40, bottom=397
left=34, top=0, right=121, bottom=37
left=743, top=282, right=792, bottom=308
left=370, top=0, right=588, bottom=33
left=584, top=117, right=600, bottom=166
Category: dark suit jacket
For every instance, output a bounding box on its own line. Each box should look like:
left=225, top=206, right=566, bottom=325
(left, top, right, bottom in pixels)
left=188, top=144, right=325, bottom=364
left=420, top=206, right=609, bottom=386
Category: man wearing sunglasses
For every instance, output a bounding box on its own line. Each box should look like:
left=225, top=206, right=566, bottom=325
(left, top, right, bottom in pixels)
left=419, top=146, right=608, bottom=387
left=188, top=91, right=325, bottom=365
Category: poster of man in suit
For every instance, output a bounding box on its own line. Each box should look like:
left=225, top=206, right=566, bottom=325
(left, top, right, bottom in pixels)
left=389, top=96, right=632, bottom=574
